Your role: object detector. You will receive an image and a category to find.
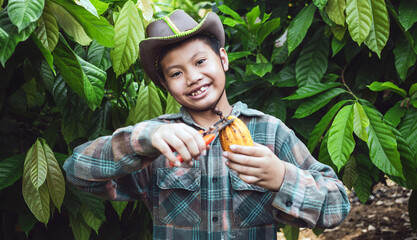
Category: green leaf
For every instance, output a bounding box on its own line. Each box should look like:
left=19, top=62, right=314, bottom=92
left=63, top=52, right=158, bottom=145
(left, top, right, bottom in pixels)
left=284, top=82, right=341, bottom=100
left=30, top=34, right=55, bottom=74
left=246, top=5, right=260, bottom=29
left=331, top=24, right=347, bottom=41
left=8, top=0, right=44, bottom=32
left=257, top=18, right=280, bottom=46
left=331, top=32, right=348, bottom=56
left=393, top=38, right=417, bottom=81
left=345, top=0, right=372, bottom=45
left=342, top=155, right=358, bottom=190
left=287, top=4, right=316, bottom=54
left=24, top=139, right=48, bottom=189
left=227, top=51, right=251, bottom=62
left=398, top=108, right=417, bottom=156
left=165, top=93, right=181, bottom=114
left=410, top=83, right=417, bottom=97
left=22, top=180, right=50, bottom=224
left=111, top=201, right=128, bottom=220
left=325, top=0, right=346, bottom=25
left=313, top=0, right=328, bottom=11
left=367, top=81, right=407, bottom=98
left=68, top=184, right=106, bottom=221
left=295, top=29, right=329, bottom=86
left=51, top=0, right=114, bottom=47
left=353, top=102, right=369, bottom=142
left=353, top=163, right=373, bottom=203
left=250, top=62, right=272, bottom=77
left=69, top=211, right=91, bottom=240
left=111, top=0, right=144, bottom=77
left=0, top=9, right=36, bottom=66
left=293, top=88, right=347, bottom=118
left=307, top=100, right=351, bottom=152
left=33, top=1, right=59, bottom=52
left=41, top=139, right=65, bottom=211
left=318, top=132, right=338, bottom=171
left=274, top=64, right=297, bottom=87
left=89, top=0, right=108, bottom=16
left=75, top=0, right=98, bottom=17
left=398, top=0, right=417, bottom=31
left=328, top=104, right=355, bottom=171
left=136, top=0, right=153, bottom=21
left=363, top=106, right=403, bottom=177
left=81, top=205, right=102, bottom=234
left=18, top=212, right=37, bottom=236
left=87, top=40, right=111, bottom=71
left=384, top=101, right=406, bottom=128
left=218, top=5, right=246, bottom=25
left=0, top=154, right=24, bottom=189
left=126, top=81, right=163, bottom=125
left=0, top=27, right=9, bottom=44
left=78, top=56, right=106, bottom=108
left=47, top=0, right=91, bottom=45
left=283, top=224, right=300, bottom=240
left=364, top=0, right=389, bottom=58
left=61, top=119, right=86, bottom=145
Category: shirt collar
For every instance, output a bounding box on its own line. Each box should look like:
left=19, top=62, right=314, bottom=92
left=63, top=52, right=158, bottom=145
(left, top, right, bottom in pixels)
left=158, top=101, right=264, bottom=126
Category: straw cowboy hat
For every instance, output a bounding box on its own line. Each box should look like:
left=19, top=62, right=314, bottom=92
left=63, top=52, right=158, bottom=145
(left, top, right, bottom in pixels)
left=139, top=9, right=225, bottom=88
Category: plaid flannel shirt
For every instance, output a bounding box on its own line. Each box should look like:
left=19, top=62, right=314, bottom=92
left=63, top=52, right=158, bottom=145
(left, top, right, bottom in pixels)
left=63, top=101, right=350, bottom=240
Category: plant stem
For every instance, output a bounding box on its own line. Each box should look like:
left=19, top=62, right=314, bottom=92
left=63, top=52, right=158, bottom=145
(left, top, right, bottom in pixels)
left=341, top=64, right=358, bottom=100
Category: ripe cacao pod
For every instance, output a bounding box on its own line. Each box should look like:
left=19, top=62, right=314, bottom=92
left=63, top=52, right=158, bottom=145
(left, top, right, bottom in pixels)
left=220, top=115, right=253, bottom=151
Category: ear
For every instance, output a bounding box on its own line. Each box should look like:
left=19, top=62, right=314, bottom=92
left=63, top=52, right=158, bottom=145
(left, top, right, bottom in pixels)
left=157, top=74, right=169, bottom=90
left=219, top=48, right=229, bottom=72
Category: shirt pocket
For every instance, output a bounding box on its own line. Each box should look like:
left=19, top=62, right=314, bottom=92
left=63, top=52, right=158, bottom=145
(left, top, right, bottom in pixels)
left=229, top=171, right=275, bottom=228
left=157, top=168, right=201, bottom=226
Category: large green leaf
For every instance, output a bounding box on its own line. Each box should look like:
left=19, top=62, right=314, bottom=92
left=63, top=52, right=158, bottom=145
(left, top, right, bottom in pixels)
left=111, top=201, right=128, bottom=220
left=325, top=0, right=346, bottom=25
left=111, top=0, right=144, bottom=77
left=30, top=33, right=55, bottom=74
left=89, top=0, right=108, bottom=16
left=165, top=93, right=181, bottom=114
left=47, top=0, right=91, bottom=45
left=24, top=139, right=48, bottom=189
left=393, top=37, right=417, bottom=81
left=398, top=0, right=417, bottom=31
left=69, top=211, right=91, bottom=240
left=136, top=0, right=153, bottom=21
left=353, top=102, right=369, bottom=142
left=42, top=139, right=65, bottom=211
left=61, top=119, right=86, bottom=145
left=78, top=56, right=106, bottom=108
left=33, top=1, right=59, bottom=52
left=22, top=180, right=50, bottom=224
left=287, top=4, right=316, bottom=54
left=87, top=40, right=111, bottom=71
left=410, top=82, right=417, bottom=97
left=126, top=81, right=163, bottom=125
left=293, top=88, right=347, bottom=118
left=51, top=0, right=114, bottom=47
left=0, top=8, right=36, bottom=66
left=353, top=161, right=372, bottom=203
left=307, top=100, right=351, bottom=152
left=257, top=18, right=280, bottom=46
left=363, top=106, right=403, bottom=177
left=274, top=64, right=297, bottom=87
left=218, top=5, right=246, bottom=25
left=384, top=101, right=406, bottom=128
left=283, top=225, right=299, bottom=240
left=345, top=0, right=372, bottom=45
left=367, top=81, right=407, bottom=98
left=76, top=0, right=98, bottom=17
left=342, top=155, right=358, bottom=190
left=364, top=0, right=389, bottom=58
left=81, top=205, right=102, bottom=234
left=328, top=104, right=355, bottom=171
left=8, top=0, right=44, bottom=32
left=0, top=26, right=8, bottom=44
left=398, top=108, right=417, bottom=156
left=0, top=154, right=25, bottom=189
left=295, top=29, right=329, bottom=86
left=313, top=0, right=328, bottom=11
left=284, top=82, right=341, bottom=100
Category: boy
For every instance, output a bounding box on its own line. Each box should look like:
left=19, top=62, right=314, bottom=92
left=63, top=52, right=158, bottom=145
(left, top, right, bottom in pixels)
left=64, top=9, right=350, bottom=239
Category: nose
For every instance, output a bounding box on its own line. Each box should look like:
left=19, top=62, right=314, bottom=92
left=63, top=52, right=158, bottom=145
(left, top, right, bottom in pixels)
left=186, top=67, right=203, bottom=86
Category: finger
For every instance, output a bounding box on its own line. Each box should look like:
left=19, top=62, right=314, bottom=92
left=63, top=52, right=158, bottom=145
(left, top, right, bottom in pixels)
left=226, top=159, right=260, bottom=176
left=158, top=141, right=182, bottom=167
left=223, top=151, right=259, bottom=167
left=173, top=130, right=203, bottom=160
left=183, top=127, right=207, bottom=156
left=237, top=174, right=259, bottom=185
left=168, top=135, right=193, bottom=162
left=228, top=143, right=266, bottom=157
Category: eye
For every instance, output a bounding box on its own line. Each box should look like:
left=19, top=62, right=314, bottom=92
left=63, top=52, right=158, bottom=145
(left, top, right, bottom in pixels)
left=196, top=58, right=206, bottom=66
left=170, top=71, right=182, bottom=78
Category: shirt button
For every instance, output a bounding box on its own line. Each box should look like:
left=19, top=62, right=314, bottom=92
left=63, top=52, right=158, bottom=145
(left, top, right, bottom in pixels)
left=286, top=200, right=293, bottom=207
left=212, top=216, right=218, bottom=222
left=212, top=177, right=218, bottom=183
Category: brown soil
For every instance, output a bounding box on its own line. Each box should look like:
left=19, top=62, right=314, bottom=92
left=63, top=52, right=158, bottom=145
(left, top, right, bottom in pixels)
left=278, top=179, right=416, bottom=240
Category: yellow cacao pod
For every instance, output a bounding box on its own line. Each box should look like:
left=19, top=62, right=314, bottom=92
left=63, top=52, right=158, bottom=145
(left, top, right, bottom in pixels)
left=220, top=115, right=253, bottom=151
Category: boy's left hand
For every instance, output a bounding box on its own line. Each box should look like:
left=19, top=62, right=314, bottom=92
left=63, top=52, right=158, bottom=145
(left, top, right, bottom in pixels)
left=223, top=142, right=286, bottom=191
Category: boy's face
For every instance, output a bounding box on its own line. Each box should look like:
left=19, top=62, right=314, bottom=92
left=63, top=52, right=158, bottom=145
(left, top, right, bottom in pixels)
left=159, top=39, right=229, bottom=111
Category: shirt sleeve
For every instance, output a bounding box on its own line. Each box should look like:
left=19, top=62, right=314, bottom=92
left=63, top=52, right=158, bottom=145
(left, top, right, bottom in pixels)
left=63, top=120, right=165, bottom=203
left=272, top=122, right=350, bottom=229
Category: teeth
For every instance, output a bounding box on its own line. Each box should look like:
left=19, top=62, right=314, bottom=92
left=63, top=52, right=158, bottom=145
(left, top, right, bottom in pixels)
left=191, top=86, right=207, bottom=96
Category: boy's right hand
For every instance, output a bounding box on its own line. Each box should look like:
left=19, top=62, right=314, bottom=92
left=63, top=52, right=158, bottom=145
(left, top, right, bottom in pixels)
left=151, top=123, right=207, bottom=167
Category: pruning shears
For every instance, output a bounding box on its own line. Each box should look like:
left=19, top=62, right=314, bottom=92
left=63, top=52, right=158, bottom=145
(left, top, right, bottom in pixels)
left=169, top=116, right=236, bottom=167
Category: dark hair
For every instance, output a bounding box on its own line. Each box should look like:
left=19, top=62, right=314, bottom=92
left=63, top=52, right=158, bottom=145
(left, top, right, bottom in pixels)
left=156, top=34, right=221, bottom=82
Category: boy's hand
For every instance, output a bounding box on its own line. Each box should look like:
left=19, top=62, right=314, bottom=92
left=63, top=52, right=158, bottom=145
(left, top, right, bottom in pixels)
left=151, top=123, right=207, bottom=167
left=223, top=142, right=286, bottom=191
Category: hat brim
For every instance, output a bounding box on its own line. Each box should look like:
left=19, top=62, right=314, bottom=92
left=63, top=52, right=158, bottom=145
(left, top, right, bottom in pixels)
left=139, top=12, right=225, bottom=89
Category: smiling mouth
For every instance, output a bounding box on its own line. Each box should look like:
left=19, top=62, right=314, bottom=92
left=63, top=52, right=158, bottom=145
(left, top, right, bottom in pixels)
left=189, top=85, right=209, bottom=97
